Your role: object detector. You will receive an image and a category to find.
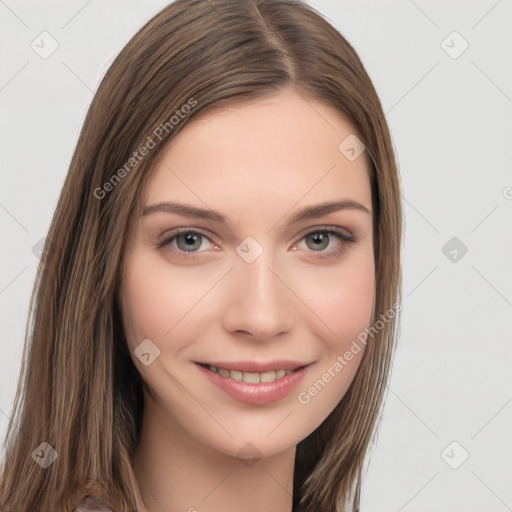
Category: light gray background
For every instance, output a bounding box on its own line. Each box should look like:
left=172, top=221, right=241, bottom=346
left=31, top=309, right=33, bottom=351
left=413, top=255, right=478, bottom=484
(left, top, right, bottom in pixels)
left=1, top=1, right=511, bottom=510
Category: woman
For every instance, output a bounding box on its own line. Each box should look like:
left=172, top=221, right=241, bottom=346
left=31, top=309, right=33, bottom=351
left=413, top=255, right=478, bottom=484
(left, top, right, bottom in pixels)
left=0, top=0, right=402, bottom=511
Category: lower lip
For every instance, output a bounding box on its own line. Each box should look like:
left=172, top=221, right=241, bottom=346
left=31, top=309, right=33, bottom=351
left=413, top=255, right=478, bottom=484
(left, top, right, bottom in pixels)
left=195, top=363, right=309, bottom=405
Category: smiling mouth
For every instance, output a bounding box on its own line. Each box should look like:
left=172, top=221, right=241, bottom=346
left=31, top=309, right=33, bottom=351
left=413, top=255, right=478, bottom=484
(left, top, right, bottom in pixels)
left=197, top=363, right=307, bottom=384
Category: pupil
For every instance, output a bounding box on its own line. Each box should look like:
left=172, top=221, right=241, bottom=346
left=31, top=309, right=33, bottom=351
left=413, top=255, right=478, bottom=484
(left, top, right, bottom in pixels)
left=307, top=233, right=329, bottom=251
left=178, top=233, right=201, bottom=251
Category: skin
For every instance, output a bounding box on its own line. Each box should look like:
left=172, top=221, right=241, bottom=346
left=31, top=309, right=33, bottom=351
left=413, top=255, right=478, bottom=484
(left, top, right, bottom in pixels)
left=119, top=87, right=375, bottom=512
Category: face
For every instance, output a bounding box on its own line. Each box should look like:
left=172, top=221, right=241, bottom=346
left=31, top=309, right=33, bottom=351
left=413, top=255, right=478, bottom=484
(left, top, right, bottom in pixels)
left=119, top=87, right=375, bottom=459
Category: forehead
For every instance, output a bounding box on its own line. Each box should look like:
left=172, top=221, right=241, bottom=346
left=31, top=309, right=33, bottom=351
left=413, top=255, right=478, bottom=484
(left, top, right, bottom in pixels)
left=143, top=88, right=371, bottom=222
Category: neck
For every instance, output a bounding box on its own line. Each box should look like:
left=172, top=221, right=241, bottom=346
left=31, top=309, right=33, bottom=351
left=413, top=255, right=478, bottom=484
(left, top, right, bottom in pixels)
left=133, top=394, right=295, bottom=512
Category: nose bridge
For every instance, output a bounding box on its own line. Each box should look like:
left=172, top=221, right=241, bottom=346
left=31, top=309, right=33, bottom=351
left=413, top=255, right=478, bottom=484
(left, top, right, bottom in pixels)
left=244, top=253, right=279, bottom=306
left=222, top=242, right=295, bottom=340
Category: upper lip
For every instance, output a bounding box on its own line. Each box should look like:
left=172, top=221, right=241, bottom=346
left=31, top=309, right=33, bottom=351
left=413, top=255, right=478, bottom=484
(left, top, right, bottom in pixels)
left=195, top=360, right=312, bottom=372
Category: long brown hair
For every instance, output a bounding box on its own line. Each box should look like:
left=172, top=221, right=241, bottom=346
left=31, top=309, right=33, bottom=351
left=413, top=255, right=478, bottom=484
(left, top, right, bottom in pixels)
left=0, top=1, right=402, bottom=510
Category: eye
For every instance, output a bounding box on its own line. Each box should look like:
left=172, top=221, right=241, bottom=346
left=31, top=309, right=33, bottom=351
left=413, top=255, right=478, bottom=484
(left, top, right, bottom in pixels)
left=157, top=229, right=218, bottom=256
left=293, top=227, right=355, bottom=258
left=156, top=226, right=356, bottom=260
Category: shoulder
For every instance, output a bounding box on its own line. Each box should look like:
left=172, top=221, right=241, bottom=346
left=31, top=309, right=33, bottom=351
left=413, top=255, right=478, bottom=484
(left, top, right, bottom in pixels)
left=75, top=494, right=115, bottom=512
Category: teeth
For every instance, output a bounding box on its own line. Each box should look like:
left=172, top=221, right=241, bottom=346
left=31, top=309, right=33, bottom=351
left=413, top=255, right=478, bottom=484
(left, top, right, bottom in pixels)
left=260, top=370, right=277, bottom=383
left=230, top=370, right=243, bottom=381
left=243, top=371, right=260, bottom=384
left=206, top=365, right=295, bottom=383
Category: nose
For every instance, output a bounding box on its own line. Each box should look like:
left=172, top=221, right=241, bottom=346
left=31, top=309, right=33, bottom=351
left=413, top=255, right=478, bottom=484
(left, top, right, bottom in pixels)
left=221, top=251, right=295, bottom=342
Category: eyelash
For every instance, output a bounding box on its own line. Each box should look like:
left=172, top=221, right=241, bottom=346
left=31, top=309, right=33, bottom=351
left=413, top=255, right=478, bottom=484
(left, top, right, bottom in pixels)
left=156, top=226, right=355, bottom=261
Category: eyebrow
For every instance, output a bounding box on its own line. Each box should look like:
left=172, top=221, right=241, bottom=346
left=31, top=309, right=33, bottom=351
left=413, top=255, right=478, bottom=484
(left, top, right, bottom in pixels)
left=142, top=199, right=371, bottom=226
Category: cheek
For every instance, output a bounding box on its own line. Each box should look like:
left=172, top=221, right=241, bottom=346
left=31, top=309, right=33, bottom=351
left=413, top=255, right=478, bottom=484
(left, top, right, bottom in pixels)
left=329, top=266, right=374, bottom=341
left=119, top=251, right=215, bottom=346
left=296, top=250, right=375, bottom=352
left=292, top=253, right=374, bottom=416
